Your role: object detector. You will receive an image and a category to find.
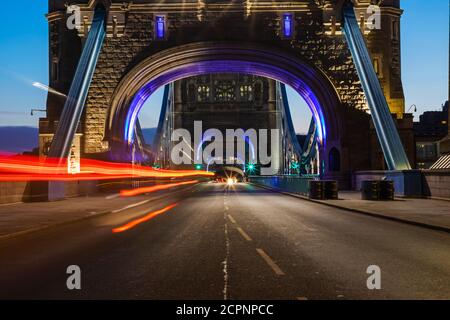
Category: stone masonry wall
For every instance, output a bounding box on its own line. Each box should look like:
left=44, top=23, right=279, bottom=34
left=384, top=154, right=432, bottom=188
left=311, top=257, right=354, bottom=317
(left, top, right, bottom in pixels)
left=291, top=11, right=367, bottom=110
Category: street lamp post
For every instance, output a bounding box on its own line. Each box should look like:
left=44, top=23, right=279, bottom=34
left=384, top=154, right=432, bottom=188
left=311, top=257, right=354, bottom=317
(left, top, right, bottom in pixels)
left=30, top=109, right=46, bottom=116
left=407, top=104, right=417, bottom=114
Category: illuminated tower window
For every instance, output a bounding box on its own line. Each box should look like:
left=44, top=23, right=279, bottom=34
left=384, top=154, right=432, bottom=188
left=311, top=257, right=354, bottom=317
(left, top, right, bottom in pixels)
left=282, top=13, right=294, bottom=39
left=51, top=58, right=59, bottom=82
left=240, top=85, right=253, bottom=101
left=155, top=15, right=166, bottom=40
left=373, top=58, right=380, bottom=75
left=359, top=14, right=365, bottom=31
left=392, top=20, right=399, bottom=40
left=215, top=81, right=236, bottom=102
left=197, top=85, right=210, bottom=102
left=373, top=57, right=383, bottom=78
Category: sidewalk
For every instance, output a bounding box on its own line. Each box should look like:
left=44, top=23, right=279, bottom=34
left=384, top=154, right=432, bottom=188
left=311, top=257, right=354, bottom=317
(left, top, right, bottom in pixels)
left=0, top=191, right=176, bottom=240
left=252, top=184, right=450, bottom=233
left=320, top=192, right=450, bottom=232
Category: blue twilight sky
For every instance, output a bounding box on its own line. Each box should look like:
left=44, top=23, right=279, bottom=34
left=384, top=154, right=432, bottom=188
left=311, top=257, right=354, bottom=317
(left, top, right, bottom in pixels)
left=0, top=1, right=448, bottom=134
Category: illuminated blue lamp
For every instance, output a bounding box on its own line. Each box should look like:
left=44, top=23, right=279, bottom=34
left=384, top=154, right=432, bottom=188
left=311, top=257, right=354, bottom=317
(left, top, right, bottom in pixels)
left=155, top=16, right=166, bottom=40
left=283, top=13, right=293, bottom=38
left=246, top=163, right=256, bottom=173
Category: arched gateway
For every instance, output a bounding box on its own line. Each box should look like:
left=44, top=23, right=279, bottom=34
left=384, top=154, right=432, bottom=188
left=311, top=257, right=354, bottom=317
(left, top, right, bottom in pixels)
left=107, top=42, right=342, bottom=161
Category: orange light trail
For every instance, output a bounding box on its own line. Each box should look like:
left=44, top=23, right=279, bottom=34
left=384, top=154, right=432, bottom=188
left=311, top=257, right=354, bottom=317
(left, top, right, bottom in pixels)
left=112, top=203, right=178, bottom=233
left=120, top=180, right=199, bottom=197
left=0, top=154, right=214, bottom=181
left=0, top=174, right=157, bottom=182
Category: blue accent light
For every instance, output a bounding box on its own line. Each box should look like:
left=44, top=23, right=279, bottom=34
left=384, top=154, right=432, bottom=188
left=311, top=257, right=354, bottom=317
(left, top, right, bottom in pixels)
left=156, top=16, right=165, bottom=39
left=246, top=163, right=256, bottom=174
left=283, top=14, right=293, bottom=38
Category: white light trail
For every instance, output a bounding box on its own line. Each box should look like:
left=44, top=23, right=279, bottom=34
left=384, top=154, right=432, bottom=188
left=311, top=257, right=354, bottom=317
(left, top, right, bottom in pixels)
left=32, top=82, right=67, bottom=98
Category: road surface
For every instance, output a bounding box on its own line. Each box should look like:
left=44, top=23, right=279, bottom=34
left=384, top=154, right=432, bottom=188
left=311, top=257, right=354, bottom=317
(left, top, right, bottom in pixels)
left=0, top=183, right=449, bottom=299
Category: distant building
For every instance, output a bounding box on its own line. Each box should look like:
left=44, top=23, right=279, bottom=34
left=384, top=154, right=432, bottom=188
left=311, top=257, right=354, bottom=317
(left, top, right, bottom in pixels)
left=414, top=101, right=449, bottom=169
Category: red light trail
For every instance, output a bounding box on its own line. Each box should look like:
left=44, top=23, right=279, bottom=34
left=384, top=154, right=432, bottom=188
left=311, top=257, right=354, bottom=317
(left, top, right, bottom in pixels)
left=120, top=180, right=199, bottom=197
left=0, top=154, right=214, bottom=181
left=112, top=203, right=178, bottom=233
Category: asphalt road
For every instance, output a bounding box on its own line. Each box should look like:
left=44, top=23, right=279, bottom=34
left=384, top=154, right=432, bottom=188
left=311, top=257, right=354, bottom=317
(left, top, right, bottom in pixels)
left=0, top=182, right=449, bottom=300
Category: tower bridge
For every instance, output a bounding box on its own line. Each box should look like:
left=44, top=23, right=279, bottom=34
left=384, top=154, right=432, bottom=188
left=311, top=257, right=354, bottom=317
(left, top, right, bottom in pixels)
left=42, top=0, right=415, bottom=189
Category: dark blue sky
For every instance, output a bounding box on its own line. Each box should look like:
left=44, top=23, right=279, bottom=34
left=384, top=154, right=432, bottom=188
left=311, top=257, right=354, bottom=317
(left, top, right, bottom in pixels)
left=0, top=0, right=448, bottom=133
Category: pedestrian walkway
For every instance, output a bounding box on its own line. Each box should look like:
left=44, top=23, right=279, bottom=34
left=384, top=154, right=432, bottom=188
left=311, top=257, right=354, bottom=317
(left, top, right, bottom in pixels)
left=252, top=184, right=450, bottom=233
left=319, top=191, right=450, bottom=231
left=0, top=190, right=180, bottom=240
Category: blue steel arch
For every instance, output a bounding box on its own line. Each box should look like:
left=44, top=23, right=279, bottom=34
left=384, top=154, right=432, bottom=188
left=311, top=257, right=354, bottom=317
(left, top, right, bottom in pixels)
left=107, top=42, right=344, bottom=164
left=124, top=63, right=329, bottom=146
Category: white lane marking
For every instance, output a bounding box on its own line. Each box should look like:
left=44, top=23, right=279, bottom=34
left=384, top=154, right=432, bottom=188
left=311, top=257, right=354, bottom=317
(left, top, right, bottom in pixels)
left=105, top=193, right=120, bottom=200
left=111, top=200, right=150, bottom=213
left=227, top=215, right=237, bottom=224
left=237, top=227, right=252, bottom=242
left=223, top=217, right=230, bottom=300
left=298, top=221, right=317, bottom=232
left=0, top=201, right=23, bottom=207
left=256, top=248, right=286, bottom=276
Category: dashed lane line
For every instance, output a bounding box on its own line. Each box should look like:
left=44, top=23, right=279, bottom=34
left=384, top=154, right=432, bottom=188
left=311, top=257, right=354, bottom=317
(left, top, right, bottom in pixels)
left=256, top=248, right=286, bottom=276
left=237, top=227, right=253, bottom=242
left=227, top=215, right=237, bottom=224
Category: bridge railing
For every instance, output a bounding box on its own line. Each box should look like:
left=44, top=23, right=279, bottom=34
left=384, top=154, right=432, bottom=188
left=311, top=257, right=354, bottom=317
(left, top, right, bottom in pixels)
left=248, top=175, right=318, bottom=196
